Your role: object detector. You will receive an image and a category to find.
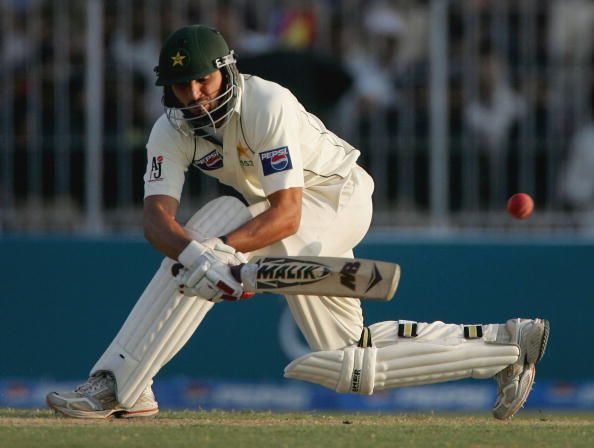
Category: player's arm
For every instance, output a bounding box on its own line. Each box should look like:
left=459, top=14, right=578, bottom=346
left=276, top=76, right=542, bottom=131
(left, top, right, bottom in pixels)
left=222, top=187, right=302, bottom=253
left=143, top=194, right=193, bottom=260
left=144, top=194, right=247, bottom=302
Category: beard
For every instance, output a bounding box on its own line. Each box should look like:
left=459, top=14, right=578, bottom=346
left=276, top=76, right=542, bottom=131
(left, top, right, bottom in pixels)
left=162, top=64, right=239, bottom=136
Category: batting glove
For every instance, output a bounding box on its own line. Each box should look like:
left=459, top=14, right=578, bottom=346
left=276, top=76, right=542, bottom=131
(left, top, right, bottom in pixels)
left=200, top=237, right=248, bottom=264
left=174, top=240, right=253, bottom=302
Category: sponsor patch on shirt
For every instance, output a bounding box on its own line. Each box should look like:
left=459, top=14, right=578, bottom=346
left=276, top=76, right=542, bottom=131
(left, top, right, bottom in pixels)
left=259, top=146, right=293, bottom=176
left=148, top=155, right=164, bottom=182
left=193, top=150, right=223, bottom=171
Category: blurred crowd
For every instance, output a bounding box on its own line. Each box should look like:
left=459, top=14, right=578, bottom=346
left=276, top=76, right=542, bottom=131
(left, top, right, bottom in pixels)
left=2, top=0, right=594, bottom=230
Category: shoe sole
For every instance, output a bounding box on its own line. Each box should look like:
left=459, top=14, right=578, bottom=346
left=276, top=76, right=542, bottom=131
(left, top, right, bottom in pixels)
left=524, top=319, right=550, bottom=365
left=47, top=396, right=159, bottom=419
left=536, top=320, right=550, bottom=363
left=115, top=407, right=160, bottom=418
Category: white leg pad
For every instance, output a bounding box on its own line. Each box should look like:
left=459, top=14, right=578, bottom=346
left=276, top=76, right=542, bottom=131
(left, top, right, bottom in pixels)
left=91, top=196, right=253, bottom=408
left=284, top=319, right=520, bottom=395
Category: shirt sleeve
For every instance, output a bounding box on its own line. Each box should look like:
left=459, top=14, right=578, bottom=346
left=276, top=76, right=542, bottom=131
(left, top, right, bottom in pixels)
left=244, top=87, right=305, bottom=197
left=143, top=115, right=193, bottom=202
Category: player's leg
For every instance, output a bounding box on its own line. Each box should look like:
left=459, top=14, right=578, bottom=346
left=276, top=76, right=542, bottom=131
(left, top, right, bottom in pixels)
left=258, top=166, right=550, bottom=419
left=283, top=288, right=363, bottom=351
left=46, top=196, right=253, bottom=418
left=285, top=318, right=549, bottom=419
left=250, top=165, right=374, bottom=351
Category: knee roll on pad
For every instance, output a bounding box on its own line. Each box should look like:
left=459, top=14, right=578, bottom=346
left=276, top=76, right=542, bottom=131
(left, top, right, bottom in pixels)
left=91, top=196, right=253, bottom=408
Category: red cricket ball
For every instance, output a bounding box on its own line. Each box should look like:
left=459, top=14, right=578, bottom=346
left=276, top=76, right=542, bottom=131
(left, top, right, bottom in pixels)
left=507, top=193, right=534, bottom=220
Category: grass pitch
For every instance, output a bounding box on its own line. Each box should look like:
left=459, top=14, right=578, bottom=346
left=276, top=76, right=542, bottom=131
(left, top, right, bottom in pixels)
left=1, top=408, right=593, bottom=448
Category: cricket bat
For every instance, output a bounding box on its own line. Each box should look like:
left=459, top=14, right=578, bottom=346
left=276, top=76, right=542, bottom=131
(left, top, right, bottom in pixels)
left=171, top=256, right=400, bottom=302
left=232, top=256, right=400, bottom=301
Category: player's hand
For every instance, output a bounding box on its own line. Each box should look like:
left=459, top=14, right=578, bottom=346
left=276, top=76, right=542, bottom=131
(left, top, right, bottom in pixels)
left=176, top=257, right=243, bottom=302
left=173, top=240, right=253, bottom=302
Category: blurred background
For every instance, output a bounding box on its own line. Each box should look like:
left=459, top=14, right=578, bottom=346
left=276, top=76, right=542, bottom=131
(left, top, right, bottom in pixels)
left=1, top=0, right=593, bottom=413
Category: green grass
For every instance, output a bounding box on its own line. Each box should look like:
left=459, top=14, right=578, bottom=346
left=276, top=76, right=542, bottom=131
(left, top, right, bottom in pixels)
left=1, top=408, right=593, bottom=448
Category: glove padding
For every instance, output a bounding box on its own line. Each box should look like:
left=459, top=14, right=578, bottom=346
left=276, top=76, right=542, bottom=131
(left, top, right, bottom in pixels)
left=174, top=239, right=253, bottom=302
left=200, top=237, right=248, bottom=264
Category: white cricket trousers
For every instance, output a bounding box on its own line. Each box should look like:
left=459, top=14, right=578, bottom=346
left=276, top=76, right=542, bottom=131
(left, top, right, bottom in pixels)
left=91, top=166, right=373, bottom=408
left=250, top=165, right=374, bottom=351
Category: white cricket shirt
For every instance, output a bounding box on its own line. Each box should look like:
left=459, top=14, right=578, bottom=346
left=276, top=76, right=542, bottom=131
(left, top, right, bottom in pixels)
left=144, top=74, right=362, bottom=205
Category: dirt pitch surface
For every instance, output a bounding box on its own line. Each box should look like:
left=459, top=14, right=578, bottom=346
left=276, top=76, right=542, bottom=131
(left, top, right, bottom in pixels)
left=1, top=408, right=594, bottom=447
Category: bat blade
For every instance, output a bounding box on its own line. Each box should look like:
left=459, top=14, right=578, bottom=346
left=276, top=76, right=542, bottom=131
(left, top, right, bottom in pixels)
left=239, top=256, right=400, bottom=301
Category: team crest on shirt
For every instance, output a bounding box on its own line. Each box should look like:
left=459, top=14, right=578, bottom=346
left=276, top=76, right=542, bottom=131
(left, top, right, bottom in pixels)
left=148, top=155, right=164, bottom=182
left=193, top=150, right=223, bottom=171
left=259, top=146, right=293, bottom=176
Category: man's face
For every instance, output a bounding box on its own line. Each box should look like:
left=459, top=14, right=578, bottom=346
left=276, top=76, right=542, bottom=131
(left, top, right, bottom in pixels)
left=171, top=70, right=224, bottom=114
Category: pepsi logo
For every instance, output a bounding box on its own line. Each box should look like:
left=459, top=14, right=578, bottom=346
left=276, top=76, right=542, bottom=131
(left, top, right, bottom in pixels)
left=205, top=153, right=222, bottom=168
left=271, top=154, right=289, bottom=171
left=193, top=150, right=224, bottom=171
left=259, top=146, right=293, bottom=176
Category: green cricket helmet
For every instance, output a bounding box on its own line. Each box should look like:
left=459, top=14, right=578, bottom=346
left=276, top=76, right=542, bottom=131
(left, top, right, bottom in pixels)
left=154, top=25, right=239, bottom=135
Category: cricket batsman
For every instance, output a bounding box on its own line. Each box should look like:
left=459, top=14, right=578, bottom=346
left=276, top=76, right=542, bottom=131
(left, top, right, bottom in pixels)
left=47, top=25, right=549, bottom=420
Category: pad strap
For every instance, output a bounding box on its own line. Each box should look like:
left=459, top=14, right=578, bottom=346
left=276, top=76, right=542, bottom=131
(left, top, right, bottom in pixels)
left=464, top=325, right=484, bottom=339
left=357, top=326, right=373, bottom=348
left=398, top=321, right=418, bottom=338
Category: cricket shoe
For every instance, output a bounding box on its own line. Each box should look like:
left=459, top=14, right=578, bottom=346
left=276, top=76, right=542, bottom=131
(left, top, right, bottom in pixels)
left=46, top=372, right=159, bottom=419
left=492, top=318, right=550, bottom=420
